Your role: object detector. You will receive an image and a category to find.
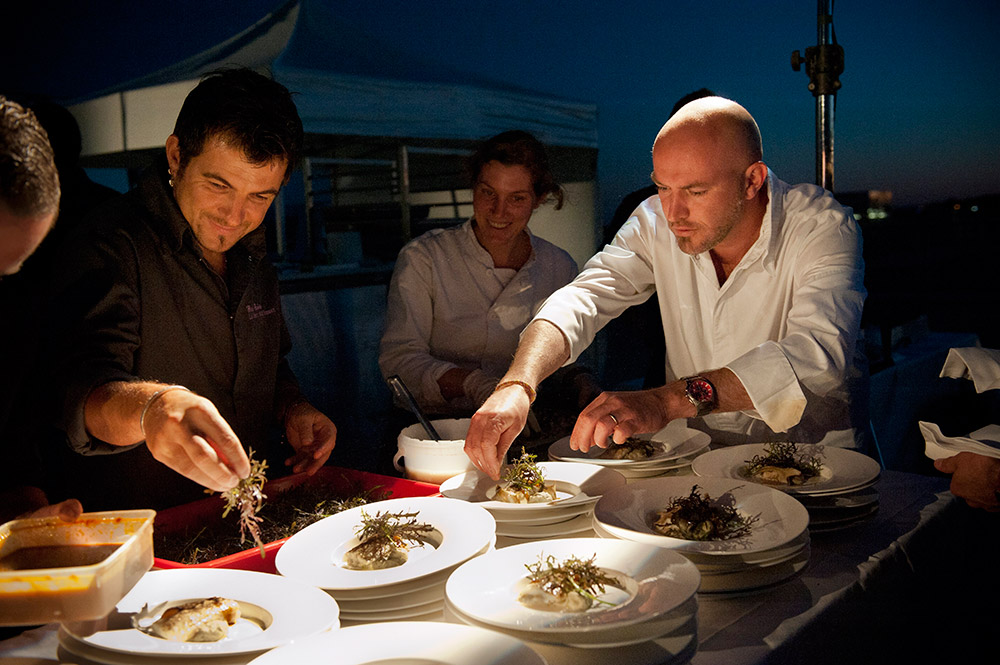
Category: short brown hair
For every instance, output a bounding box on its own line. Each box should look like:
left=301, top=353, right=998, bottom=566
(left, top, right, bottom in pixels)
left=0, top=96, right=60, bottom=217
left=468, top=130, right=564, bottom=210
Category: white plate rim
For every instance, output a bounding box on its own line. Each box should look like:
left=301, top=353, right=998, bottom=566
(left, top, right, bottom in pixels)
left=691, top=444, right=881, bottom=494
left=440, top=462, right=625, bottom=511
left=445, top=537, right=700, bottom=633
left=593, top=476, right=810, bottom=554
left=275, top=496, right=494, bottom=590
left=547, top=420, right=711, bottom=466
left=62, top=568, right=339, bottom=657
left=245, top=621, right=546, bottom=665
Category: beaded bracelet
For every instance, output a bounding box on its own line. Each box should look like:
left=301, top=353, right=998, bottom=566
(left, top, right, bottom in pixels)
left=493, top=380, right=536, bottom=405
left=139, top=385, right=190, bottom=437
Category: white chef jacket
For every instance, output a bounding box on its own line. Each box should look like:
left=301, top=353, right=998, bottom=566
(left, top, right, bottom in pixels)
left=380, top=220, right=578, bottom=412
left=534, top=171, right=867, bottom=446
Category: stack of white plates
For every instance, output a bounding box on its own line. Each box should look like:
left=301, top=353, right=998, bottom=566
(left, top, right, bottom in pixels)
left=444, top=537, right=699, bottom=659
left=58, top=568, right=339, bottom=665
left=275, top=496, right=495, bottom=624
left=593, top=477, right=811, bottom=594
left=439, top=462, right=625, bottom=541
left=247, top=621, right=547, bottom=665
left=691, top=444, right=883, bottom=531
left=547, top=419, right=711, bottom=478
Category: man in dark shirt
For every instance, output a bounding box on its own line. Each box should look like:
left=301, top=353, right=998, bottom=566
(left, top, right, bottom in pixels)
left=0, top=95, right=82, bottom=522
left=46, top=69, right=337, bottom=510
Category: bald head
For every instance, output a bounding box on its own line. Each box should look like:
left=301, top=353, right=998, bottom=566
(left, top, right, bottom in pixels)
left=649, top=97, right=769, bottom=261
left=653, top=97, right=762, bottom=172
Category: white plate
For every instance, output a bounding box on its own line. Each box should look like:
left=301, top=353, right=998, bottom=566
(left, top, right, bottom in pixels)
left=446, top=595, right=698, bottom=648
left=246, top=621, right=546, bottom=665
left=495, top=512, right=594, bottom=538
left=593, top=477, right=809, bottom=555
left=57, top=630, right=256, bottom=665
left=440, top=462, right=625, bottom=512
left=691, top=444, right=882, bottom=495
left=445, top=537, right=699, bottom=633
left=275, top=496, right=494, bottom=591
left=547, top=419, right=711, bottom=466
left=615, top=464, right=695, bottom=479
left=335, top=582, right=446, bottom=612
left=493, top=508, right=589, bottom=526
left=337, top=598, right=444, bottom=621
left=796, top=487, right=879, bottom=510
left=697, top=543, right=811, bottom=593
left=62, top=568, right=339, bottom=657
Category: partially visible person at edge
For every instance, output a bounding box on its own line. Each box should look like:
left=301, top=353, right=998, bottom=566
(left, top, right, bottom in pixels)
left=0, top=95, right=81, bottom=523
left=935, top=453, right=1000, bottom=511
left=379, top=130, right=599, bottom=424
left=43, top=69, right=337, bottom=510
left=464, top=96, right=867, bottom=479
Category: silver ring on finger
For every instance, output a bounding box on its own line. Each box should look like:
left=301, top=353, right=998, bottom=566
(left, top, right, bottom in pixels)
left=608, top=413, right=619, bottom=426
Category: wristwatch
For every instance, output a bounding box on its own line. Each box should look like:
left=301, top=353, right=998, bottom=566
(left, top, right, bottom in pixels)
left=681, top=375, right=717, bottom=417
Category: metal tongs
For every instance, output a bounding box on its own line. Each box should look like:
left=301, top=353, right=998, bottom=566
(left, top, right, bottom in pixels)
left=387, top=374, right=441, bottom=440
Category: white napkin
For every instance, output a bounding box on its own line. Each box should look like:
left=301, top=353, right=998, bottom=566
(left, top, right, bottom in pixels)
left=939, top=347, right=1000, bottom=393
left=920, top=421, right=1000, bottom=460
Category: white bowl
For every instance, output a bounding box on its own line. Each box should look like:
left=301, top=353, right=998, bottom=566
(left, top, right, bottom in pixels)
left=394, top=418, right=476, bottom=484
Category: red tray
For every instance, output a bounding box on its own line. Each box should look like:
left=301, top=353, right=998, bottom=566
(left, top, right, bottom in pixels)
left=153, top=467, right=439, bottom=574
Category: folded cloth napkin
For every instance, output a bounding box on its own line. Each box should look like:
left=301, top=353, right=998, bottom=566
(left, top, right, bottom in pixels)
left=939, top=347, right=1000, bottom=393
left=920, top=421, right=1000, bottom=460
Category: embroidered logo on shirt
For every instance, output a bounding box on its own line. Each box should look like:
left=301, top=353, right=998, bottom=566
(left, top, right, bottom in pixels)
left=246, top=303, right=277, bottom=320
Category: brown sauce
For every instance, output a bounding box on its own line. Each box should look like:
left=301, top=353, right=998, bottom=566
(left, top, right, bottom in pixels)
left=0, top=544, right=120, bottom=571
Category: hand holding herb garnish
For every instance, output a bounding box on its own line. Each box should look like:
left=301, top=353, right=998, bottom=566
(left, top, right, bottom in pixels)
left=652, top=484, right=758, bottom=541
left=219, top=450, right=268, bottom=557
left=495, top=448, right=556, bottom=503
left=343, top=510, right=434, bottom=570
left=519, top=553, right=620, bottom=612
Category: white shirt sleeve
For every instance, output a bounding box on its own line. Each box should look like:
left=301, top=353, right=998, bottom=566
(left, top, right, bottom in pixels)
left=378, top=239, right=456, bottom=409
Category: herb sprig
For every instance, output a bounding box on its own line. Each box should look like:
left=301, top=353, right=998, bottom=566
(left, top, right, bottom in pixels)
left=348, top=510, right=434, bottom=563
left=744, top=442, right=824, bottom=479
left=220, top=450, right=268, bottom=557
left=501, top=448, right=547, bottom=493
left=524, top=553, right=620, bottom=607
left=653, top=485, right=759, bottom=541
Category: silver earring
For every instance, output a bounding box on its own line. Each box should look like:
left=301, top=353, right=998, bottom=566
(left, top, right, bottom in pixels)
left=168, top=170, right=174, bottom=187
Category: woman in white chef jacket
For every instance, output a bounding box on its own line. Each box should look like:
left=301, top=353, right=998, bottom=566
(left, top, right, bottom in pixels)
left=379, top=130, right=597, bottom=417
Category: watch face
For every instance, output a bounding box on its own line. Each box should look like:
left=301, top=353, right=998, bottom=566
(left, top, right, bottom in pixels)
left=688, top=378, right=714, bottom=403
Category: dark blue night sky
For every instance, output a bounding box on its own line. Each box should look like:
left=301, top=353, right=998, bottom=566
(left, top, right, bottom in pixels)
left=4, top=0, right=998, bottom=221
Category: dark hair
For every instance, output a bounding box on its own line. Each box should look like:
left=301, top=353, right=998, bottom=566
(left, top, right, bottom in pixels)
left=0, top=96, right=60, bottom=217
left=172, top=68, right=303, bottom=182
left=468, top=130, right=564, bottom=210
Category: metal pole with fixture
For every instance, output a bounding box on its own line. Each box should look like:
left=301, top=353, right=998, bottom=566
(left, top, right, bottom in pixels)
left=791, top=0, right=844, bottom=191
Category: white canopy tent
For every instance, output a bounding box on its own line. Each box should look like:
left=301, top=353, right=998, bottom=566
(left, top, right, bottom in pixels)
left=68, top=0, right=599, bottom=268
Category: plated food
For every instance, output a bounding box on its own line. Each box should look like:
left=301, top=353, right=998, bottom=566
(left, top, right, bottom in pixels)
left=652, top=485, right=759, bottom=541
left=445, top=537, right=699, bottom=640
left=518, top=553, right=621, bottom=613
left=595, top=477, right=809, bottom=554
left=276, top=497, right=494, bottom=591
left=494, top=449, right=556, bottom=504
left=440, top=461, right=625, bottom=514
left=142, top=596, right=241, bottom=642
left=743, top=442, right=824, bottom=486
left=343, top=510, right=433, bottom=571
left=61, top=568, right=340, bottom=657
left=692, top=443, right=881, bottom=496
left=598, top=437, right=660, bottom=460
left=547, top=420, right=711, bottom=477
